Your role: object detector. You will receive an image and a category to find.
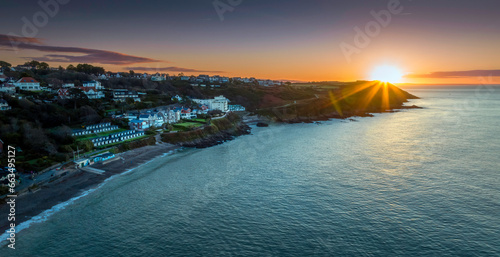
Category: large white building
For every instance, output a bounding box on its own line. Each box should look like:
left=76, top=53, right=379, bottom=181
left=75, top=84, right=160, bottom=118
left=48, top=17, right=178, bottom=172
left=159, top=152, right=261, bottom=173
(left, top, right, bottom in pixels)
left=193, top=95, right=229, bottom=112
left=14, top=77, right=40, bottom=91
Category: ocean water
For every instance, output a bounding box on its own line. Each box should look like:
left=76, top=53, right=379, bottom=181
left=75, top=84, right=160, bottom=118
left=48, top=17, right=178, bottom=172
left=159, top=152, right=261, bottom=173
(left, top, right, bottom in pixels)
left=1, top=86, right=499, bottom=256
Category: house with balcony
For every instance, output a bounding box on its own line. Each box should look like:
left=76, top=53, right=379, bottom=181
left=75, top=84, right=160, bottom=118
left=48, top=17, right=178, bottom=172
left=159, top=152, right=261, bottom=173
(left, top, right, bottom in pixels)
left=14, top=77, right=40, bottom=91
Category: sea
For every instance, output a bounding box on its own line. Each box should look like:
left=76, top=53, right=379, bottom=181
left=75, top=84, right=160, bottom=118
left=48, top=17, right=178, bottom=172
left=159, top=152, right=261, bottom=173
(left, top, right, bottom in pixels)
left=1, top=86, right=499, bottom=256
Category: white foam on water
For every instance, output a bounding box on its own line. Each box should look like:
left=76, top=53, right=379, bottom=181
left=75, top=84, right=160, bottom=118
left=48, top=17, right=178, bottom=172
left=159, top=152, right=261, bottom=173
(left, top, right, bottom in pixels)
left=0, top=149, right=177, bottom=246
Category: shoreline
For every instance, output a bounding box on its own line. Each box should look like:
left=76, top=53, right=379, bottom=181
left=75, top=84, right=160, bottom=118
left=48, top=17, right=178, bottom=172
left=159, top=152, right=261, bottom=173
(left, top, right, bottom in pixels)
left=0, top=143, right=180, bottom=234
left=0, top=102, right=421, bottom=236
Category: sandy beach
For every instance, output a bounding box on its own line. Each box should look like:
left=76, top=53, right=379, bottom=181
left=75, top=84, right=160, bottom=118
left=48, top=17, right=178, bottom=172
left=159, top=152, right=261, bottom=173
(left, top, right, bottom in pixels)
left=0, top=143, right=180, bottom=233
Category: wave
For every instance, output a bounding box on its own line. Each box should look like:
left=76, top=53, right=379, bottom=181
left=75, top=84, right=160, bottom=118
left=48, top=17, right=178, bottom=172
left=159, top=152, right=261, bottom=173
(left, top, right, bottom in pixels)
left=0, top=150, right=178, bottom=246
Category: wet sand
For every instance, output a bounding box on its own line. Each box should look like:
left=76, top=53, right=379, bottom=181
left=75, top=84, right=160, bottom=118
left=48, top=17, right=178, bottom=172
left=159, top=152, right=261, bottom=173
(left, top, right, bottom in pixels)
left=0, top=144, right=180, bottom=233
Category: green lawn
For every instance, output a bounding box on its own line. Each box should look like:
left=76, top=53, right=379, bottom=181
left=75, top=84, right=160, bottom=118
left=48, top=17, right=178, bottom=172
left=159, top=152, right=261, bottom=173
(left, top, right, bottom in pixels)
left=192, top=118, right=208, bottom=123
left=174, top=122, right=204, bottom=129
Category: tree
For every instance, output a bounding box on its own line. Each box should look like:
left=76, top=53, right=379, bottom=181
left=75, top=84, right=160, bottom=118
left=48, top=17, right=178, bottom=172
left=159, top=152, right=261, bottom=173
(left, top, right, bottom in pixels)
left=73, top=63, right=105, bottom=75
left=79, top=105, right=101, bottom=124
left=23, top=60, right=48, bottom=70
left=69, top=88, right=88, bottom=104
left=38, top=62, right=49, bottom=70
left=46, top=78, right=63, bottom=88
left=24, top=60, right=40, bottom=68
left=67, top=64, right=76, bottom=71
left=129, top=70, right=135, bottom=76
left=0, top=60, right=12, bottom=68
left=20, top=71, right=34, bottom=78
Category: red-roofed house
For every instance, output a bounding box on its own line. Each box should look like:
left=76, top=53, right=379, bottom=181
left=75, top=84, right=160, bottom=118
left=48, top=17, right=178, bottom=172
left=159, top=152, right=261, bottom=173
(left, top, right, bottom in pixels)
left=14, top=77, right=40, bottom=91
left=58, top=88, right=70, bottom=99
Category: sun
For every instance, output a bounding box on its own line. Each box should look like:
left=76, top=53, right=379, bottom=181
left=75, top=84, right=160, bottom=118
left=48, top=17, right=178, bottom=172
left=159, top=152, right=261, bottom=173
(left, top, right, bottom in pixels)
left=370, top=65, right=404, bottom=83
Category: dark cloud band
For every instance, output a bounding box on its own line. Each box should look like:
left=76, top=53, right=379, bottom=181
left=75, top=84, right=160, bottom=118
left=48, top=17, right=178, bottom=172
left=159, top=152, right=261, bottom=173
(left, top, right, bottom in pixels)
left=0, top=34, right=160, bottom=65
left=405, top=70, right=500, bottom=78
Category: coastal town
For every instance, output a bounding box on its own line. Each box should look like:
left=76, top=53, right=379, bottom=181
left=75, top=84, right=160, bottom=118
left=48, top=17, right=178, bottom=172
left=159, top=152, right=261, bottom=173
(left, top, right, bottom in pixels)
left=0, top=60, right=289, bottom=197
left=0, top=60, right=418, bottom=238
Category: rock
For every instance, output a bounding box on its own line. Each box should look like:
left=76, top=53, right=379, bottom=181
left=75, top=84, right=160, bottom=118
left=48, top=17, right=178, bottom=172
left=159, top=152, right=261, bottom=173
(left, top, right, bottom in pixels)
left=256, top=122, right=269, bottom=127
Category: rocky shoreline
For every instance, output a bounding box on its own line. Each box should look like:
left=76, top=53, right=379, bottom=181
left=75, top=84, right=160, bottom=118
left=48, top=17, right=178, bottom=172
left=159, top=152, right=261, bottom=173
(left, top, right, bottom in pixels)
left=175, top=123, right=251, bottom=148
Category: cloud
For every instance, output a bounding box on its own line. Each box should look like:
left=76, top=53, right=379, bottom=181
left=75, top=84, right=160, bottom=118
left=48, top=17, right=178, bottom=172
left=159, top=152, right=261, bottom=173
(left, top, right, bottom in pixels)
left=405, top=70, right=500, bottom=78
left=127, top=66, right=225, bottom=73
left=0, top=34, right=161, bottom=65
left=0, top=34, right=43, bottom=45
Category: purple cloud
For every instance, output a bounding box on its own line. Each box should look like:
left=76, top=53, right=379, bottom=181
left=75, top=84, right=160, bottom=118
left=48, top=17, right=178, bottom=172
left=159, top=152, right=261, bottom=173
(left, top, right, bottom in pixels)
left=405, top=70, right=500, bottom=78
left=0, top=34, right=161, bottom=65
left=127, top=66, right=225, bottom=73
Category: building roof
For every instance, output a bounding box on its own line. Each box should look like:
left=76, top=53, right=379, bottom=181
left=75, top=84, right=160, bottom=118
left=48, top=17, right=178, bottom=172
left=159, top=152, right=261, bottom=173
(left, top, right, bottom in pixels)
left=17, top=77, right=38, bottom=83
left=79, top=87, right=96, bottom=92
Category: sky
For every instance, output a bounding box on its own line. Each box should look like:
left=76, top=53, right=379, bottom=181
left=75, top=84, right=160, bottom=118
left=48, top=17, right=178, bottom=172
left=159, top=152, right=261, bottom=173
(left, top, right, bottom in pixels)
left=1, top=0, right=500, bottom=84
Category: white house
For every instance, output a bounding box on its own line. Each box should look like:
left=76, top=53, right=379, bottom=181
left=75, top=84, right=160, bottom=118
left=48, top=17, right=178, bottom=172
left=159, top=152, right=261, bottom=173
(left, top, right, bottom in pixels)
left=166, top=109, right=181, bottom=124
left=0, top=99, right=11, bottom=111
left=14, top=77, right=40, bottom=91
left=138, top=113, right=158, bottom=127
left=83, top=81, right=102, bottom=90
left=171, top=95, right=183, bottom=102
left=80, top=87, right=105, bottom=99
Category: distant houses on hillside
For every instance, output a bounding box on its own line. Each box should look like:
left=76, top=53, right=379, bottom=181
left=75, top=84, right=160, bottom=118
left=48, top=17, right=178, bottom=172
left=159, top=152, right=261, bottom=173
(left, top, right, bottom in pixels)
left=113, top=89, right=140, bottom=102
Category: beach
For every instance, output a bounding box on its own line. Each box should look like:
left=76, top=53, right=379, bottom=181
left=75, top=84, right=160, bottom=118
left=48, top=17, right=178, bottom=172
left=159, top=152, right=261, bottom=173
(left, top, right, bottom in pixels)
left=0, top=143, right=180, bottom=233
